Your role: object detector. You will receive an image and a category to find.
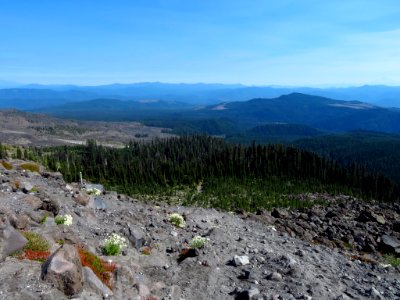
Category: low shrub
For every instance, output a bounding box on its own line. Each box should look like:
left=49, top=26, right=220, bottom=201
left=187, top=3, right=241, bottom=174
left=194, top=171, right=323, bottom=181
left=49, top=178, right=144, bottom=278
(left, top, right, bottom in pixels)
left=18, top=249, right=50, bottom=262
left=384, top=254, right=400, bottom=267
left=1, top=161, right=13, bottom=170
left=15, top=231, right=51, bottom=262
left=140, top=246, right=152, bottom=255
left=78, top=246, right=116, bottom=289
left=20, top=162, right=40, bottom=173
left=22, top=231, right=50, bottom=252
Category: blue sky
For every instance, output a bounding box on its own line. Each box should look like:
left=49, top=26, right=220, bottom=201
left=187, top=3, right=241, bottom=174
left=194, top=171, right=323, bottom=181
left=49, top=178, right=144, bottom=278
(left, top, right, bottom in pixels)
left=1, top=0, right=400, bottom=86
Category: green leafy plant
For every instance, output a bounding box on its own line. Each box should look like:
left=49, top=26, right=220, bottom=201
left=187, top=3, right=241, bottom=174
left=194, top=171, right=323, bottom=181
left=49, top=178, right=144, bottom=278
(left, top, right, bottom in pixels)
left=39, top=214, right=48, bottom=225
left=189, top=236, right=207, bottom=249
left=20, top=162, right=40, bottom=173
left=169, top=213, right=186, bottom=228
left=103, top=233, right=127, bottom=256
left=384, top=254, right=400, bottom=267
left=30, top=187, right=39, bottom=193
left=56, top=239, right=65, bottom=245
left=55, top=214, right=73, bottom=226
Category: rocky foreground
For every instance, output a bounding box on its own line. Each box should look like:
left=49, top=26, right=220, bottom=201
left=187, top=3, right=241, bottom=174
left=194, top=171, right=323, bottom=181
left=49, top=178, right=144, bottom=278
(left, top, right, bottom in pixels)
left=0, top=160, right=400, bottom=300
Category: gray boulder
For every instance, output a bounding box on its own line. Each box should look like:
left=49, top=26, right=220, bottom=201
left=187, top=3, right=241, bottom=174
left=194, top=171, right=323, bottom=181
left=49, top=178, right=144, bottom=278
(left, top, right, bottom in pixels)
left=94, top=197, right=107, bottom=211
left=271, top=208, right=288, bottom=219
left=127, top=224, right=145, bottom=250
left=23, top=195, right=43, bottom=210
left=233, top=255, right=250, bottom=267
left=0, top=217, right=28, bottom=261
left=235, top=286, right=260, bottom=300
left=41, top=244, right=83, bottom=297
left=380, top=235, right=400, bottom=254
left=21, top=181, right=34, bottom=194
left=73, top=192, right=90, bottom=206
left=40, top=197, right=60, bottom=215
left=83, top=266, right=113, bottom=297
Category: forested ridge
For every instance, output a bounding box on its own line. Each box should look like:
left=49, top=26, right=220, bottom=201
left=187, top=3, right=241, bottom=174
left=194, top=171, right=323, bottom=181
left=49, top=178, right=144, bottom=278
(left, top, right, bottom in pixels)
left=10, top=136, right=396, bottom=211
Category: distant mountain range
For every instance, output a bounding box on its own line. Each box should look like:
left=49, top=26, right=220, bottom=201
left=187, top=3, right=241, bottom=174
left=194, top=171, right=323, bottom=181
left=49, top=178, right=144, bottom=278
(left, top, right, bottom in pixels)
left=32, top=93, right=400, bottom=135
left=1, top=82, right=400, bottom=109
left=197, top=93, right=400, bottom=132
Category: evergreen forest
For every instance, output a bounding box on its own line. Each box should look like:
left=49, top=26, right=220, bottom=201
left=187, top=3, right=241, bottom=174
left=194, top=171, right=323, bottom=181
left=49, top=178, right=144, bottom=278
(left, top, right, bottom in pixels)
left=15, top=136, right=399, bottom=212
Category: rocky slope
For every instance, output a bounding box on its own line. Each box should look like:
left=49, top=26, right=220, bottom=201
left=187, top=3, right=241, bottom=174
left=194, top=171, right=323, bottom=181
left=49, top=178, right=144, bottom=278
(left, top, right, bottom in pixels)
left=0, top=160, right=399, bottom=300
left=0, top=110, right=172, bottom=147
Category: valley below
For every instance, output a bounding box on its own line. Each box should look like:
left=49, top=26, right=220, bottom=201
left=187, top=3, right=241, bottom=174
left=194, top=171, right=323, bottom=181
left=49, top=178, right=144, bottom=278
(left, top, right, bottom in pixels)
left=1, top=91, right=400, bottom=299
left=0, top=110, right=173, bottom=147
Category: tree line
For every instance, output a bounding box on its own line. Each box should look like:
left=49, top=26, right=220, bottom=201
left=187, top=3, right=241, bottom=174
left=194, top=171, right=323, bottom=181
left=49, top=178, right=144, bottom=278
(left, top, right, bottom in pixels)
left=19, top=136, right=399, bottom=203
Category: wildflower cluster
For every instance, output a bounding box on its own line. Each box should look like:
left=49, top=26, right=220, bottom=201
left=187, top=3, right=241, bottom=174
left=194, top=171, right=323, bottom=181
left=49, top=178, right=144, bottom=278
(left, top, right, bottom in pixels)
left=86, top=188, right=101, bottom=196
left=169, top=213, right=186, bottom=228
left=103, top=233, right=127, bottom=256
left=189, top=236, right=207, bottom=249
left=55, top=214, right=73, bottom=226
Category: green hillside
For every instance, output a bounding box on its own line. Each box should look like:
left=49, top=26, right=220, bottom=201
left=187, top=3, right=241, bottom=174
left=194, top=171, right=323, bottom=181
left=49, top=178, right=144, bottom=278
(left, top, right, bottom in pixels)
left=22, top=136, right=399, bottom=212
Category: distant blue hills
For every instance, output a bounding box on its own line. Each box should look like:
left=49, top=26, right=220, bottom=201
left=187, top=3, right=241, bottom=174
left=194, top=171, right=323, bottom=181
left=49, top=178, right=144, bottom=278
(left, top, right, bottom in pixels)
left=1, top=82, right=400, bottom=109
left=2, top=82, right=400, bottom=136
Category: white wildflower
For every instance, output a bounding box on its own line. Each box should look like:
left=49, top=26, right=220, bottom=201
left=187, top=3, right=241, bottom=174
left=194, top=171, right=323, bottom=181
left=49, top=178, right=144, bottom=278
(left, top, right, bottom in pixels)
left=169, top=213, right=186, bottom=228
left=63, top=214, right=73, bottom=226
left=104, top=233, right=127, bottom=249
left=55, top=214, right=73, bottom=226
left=86, top=187, right=101, bottom=196
left=189, top=235, right=207, bottom=249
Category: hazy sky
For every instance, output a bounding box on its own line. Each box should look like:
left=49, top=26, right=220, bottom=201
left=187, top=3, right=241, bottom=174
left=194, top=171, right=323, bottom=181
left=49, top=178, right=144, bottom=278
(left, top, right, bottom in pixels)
left=1, top=0, right=400, bottom=86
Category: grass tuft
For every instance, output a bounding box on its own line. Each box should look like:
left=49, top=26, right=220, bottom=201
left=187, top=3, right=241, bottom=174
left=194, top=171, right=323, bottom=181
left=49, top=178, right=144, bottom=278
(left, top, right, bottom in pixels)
left=1, top=161, right=13, bottom=170
left=20, top=162, right=40, bottom=173
left=15, top=231, right=51, bottom=262
left=384, top=254, right=400, bottom=267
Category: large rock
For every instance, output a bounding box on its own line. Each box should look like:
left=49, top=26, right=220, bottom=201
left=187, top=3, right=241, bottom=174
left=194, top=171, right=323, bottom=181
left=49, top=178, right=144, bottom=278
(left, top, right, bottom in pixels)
left=356, top=210, right=374, bottom=222
left=380, top=235, right=400, bottom=254
left=21, top=181, right=34, bottom=194
left=392, top=221, right=400, bottom=233
left=92, top=197, right=107, bottom=211
left=40, top=197, right=60, bottom=215
left=271, top=208, right=288, bottom=219
left=233, top=255, right=250, bottom=267
left=9, top=213, right=33, bottom=230
left=23, top=195, right=43, bottom=210
left=0, top=217, right=28, bottom=261
left=83, top=266, right=113, bottom=297
left=355, top=210, right=385, bottom=224
left=42, top=171, right=63, bottom=181
left=41, top=244, right=83, bottom=296
left=73, top=192, right=90, bottom=206
left=127, top=224, right=145, bottom=250
left=235, top=287, right=260, bottom=300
